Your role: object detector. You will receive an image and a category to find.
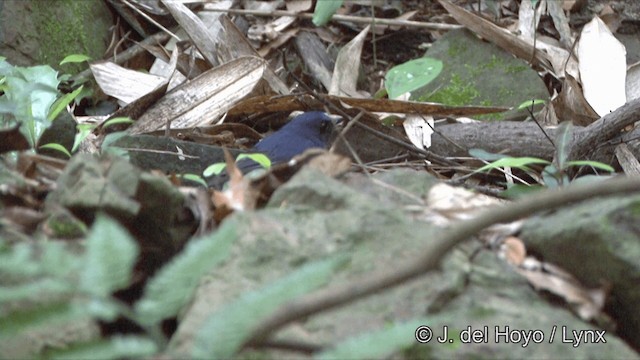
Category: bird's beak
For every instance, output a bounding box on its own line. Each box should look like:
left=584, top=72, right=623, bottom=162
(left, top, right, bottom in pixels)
left=328, top=114, right=343, bottom=129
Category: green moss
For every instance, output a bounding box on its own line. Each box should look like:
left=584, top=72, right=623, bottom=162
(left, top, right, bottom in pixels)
left=31, top=0, right=109, bottom=74
left=426, top=74, right=479, bottom=105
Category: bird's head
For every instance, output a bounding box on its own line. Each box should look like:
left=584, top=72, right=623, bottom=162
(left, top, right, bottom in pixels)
left=281, top=111, right=342, bottom=147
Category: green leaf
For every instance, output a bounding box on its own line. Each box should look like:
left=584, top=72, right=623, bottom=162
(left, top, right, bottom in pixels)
left=312, top=0, right=343, bottom=26
left=316, top=319, right=430, bottom=360
left=60, top=54, right=92, bottom=65
left=192, top=255, right=348, bottom=359
left=0, top=301, right=81, bottom=340
left=45, top=336, right=157, bottom=360
left=101, top=132, right=129, bottom=157
left=0, top=279, right=72, bottom=304
left=180, top=173, right=208, bottom=187
left=135, top=218, right=238, bottom=326
left=48, top=85, right=84, bottom=121
left=39, top=142, right=72, bottom=158
left=80, top=214, right=139, bottom=297
left=73, top=123, right=97, bottom=153
left=554, top=121, right=573, bottom=171
left=566, top=160, right=614, bottom=172
left=385, top=58, right=443, bottom=99
left=469, top=148, right=507, bottom=161
left=203, top=163, right=227, bottom=177
left=236, top=153, right=271, bottom=169
left=475, top=157, right=550, bottom=173
left=516, top=99, right=545, bottom=110
left=103, top=117, right=134, bottom=129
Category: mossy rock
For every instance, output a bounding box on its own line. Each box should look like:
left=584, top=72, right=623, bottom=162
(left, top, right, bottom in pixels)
left=0, top=0, right=112, bottom=73
left=411, top=29, right=549, bottom=120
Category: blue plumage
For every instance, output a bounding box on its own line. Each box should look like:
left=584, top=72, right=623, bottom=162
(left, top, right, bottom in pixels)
left=208, top=111, right=339, bottom=187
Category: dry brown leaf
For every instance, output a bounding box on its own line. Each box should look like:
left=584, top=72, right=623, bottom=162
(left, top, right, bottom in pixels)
left=552, top=74, right=599, bottom=126
left=515, top=258, right=608, bottom=321
left=500, top=236, right=527, bottom=266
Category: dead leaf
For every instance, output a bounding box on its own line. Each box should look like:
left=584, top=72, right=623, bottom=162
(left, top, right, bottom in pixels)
left=330, top=25, right=370, bottom=98
left=90, top=62, right=167, bottom=105
left=552, top=74, right=599, bottom=126
left=577, top=16, right=627, bottom=116
left=626, top=61, right=640, bottom=103
left=403, top=115, right=434, bottom=150
left=128, top=56, right=266, bottom=134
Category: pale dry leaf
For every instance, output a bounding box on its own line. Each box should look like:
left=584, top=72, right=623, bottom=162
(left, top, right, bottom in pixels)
left=329, top=25, right=370, bottom=98
left=90, top=62, right=166, bottom=105
left=427, top=183, right=504, bottom=223
left=403, top=115, right=434, bottom=150
left=577, top=16, right=627, bottom=116
left=626, top=61, right=640, bottom=103
left=515, top=258, right=607, bottom=321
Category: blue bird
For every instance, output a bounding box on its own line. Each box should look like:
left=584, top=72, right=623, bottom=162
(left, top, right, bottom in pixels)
left=208, top=111, right=340, bottom=187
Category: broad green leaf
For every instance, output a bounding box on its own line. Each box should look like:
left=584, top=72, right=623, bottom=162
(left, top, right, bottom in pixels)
left=0, top=279, right=72, bottom=303
left=312, top=0, right=343, bottom=26
left=180, top=173, right=208, bottom=187
left=46, top=336, right=157, bottom=360
left=236, top=153, right=271, bottom=169
left=203, top=163, right=227, bottom=177
left=542, top=164, right=566, bottom=188
left=103, top=117, right=134, bottom=129
left=316, top=319, right=430, bottom=360
left=39, top=143, right=72, bottom=158
left=475, top=157, right=550, bottom=173
left=60, top=54, right=92, bottom=65
left=135, top=218, right=238, bottom=326
left=80, top=214, right=139, bottom=297
left=101, top=132, right=129, bottom=157
left=48, top=85, right=84, bottom=121
left=192, top=255, right=348, bottom=359
left=566, top=160, right=614, bottom=172
left=0, top=301, right=80, bottom=340
left=385, top=58, right=443, bottom=99
left=554, top=121, right=573, bottom=171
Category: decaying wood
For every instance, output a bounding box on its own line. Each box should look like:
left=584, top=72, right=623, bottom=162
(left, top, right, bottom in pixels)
left=429, top=97, right=640, bottom=169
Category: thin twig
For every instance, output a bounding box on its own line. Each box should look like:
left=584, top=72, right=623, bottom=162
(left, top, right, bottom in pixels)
left=201, top=8, right=463, bottom=31
left=243, top=175, right=640, bottom=349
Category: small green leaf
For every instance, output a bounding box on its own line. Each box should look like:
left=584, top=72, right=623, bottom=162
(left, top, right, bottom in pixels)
left=180, top=173, right=208, bottom=187
left=517, top=99, right=546, bottom=110
left=39, top=143, right=72, bottom=158
left=469, top=148, right=507, bottom=161
left=312, top=0, right=343, bottom=26
left=385, top=58, right=443, bottom=99
left=203, top=163, right=227, bottom=177
left=103, top=117, right=134, bottom=129
left=80, top=214, right=139, bottom=297
left=48, top=85, right=84, bottom=121
left=72, top=123, right=97, bottom=153
left=566, top=160, right=614, bottom=172
left=554, top=121, right=573, bottom=171
left=236, top=153, right=271, bottom=169
left=475, top=157, right=550, bottom=173
left=60, top=54, right=92, bottom=65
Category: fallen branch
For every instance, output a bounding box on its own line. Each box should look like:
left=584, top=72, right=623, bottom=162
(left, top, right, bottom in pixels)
left=243, top=175, right=640, bottom=349
left=202, top=8, right=463, bottom=31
